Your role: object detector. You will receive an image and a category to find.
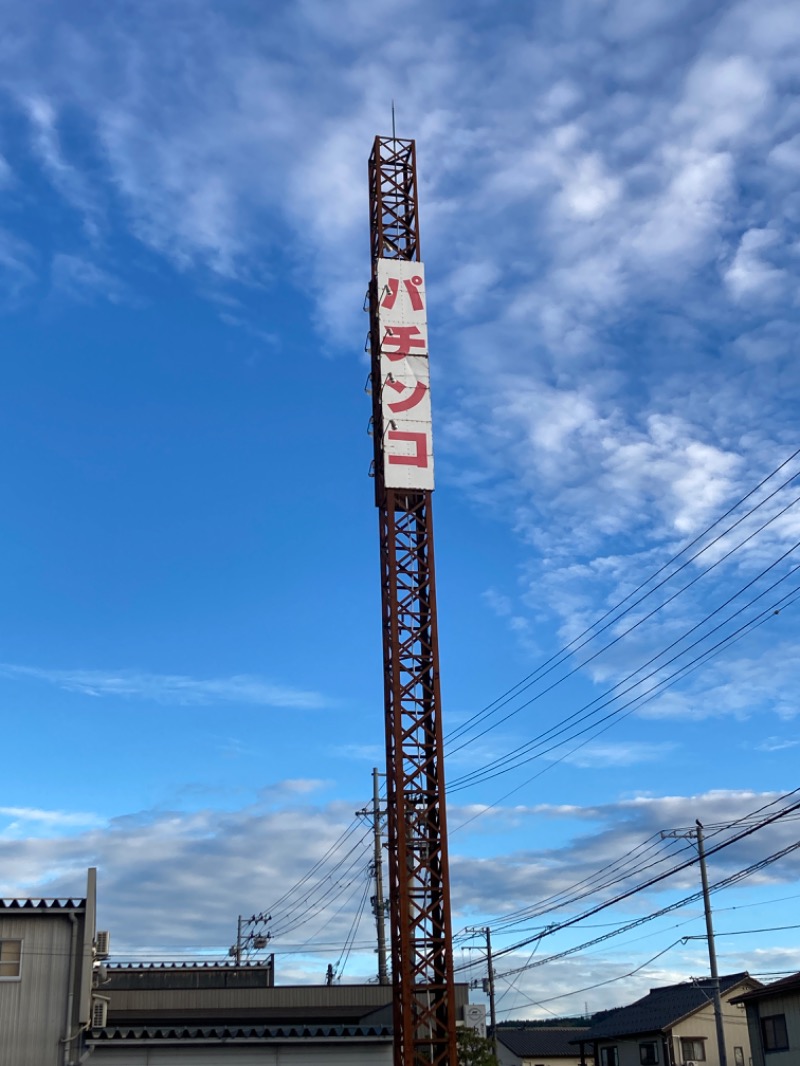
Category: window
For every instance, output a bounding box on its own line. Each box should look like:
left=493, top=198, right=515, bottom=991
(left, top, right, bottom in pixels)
left=600, top=1048, right=619, bottom=1066
left=0, top=940, right=22, bottom=979
left=680, top=1037, right=707, bottom=1061
left=761, top=1014, right=789, bottom=1052
left=640, top=1041, right=659, bottom=1064
left=734, top=1048, right=745, bottom=1066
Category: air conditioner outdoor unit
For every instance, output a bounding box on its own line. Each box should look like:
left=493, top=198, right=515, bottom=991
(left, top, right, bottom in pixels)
left=95, top=930, right=111, bottom=959
left=684, top=1060, right=697, bottom=1066
left=91, top=998, right=109, bottom=1028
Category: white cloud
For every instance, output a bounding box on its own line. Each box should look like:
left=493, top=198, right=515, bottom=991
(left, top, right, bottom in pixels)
left=639, top=641, right=800, bottom=722
left=756, top=736, right=800, bottom=753
left=22, top=95, right=102, bottom=238
left=0, top=663, right=331, bottom=709
left=562, top=740, right=677, bottom=768
left=678, top=54, right=772, bottom=151
left=725, top=227, right=787, bottom=302
left=769, top=133, right=800, bottom=171
left=0, top=786, right=795, bottom=999
left=50, top=253, right=136, bottom=304
left=0, top=808, right=103, bottom=838
left=0, top=227, right=37, bottom=304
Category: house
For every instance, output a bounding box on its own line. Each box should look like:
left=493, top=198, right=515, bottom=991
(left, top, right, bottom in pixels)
left=0, top=868, right=103, bottom=1066
left=497, top=1025, right=593, bottom=1066
left=581, top=972, right=760, bottom=1066
left=730, top=969, right=800, bottom=1066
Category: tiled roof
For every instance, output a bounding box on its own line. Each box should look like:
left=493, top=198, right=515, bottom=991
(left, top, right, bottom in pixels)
left=585, top=973, right=752, bottom=1040
left=498, top=1027, right=591, bottom=1056
left=0, top=897, right=86, bottom=910
left=88, top=1023, right=392, bottom=1042
left=731, top=971, right=800, bottom=1003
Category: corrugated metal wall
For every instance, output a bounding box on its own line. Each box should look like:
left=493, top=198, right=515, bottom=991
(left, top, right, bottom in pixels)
left=108, top=981, right=397, bottom=1025
left=89, top=1041, right=393, bottom=1065
left=108, top=978, right=469, bottom=1024
left=0, top=911, right=85, bottom=1066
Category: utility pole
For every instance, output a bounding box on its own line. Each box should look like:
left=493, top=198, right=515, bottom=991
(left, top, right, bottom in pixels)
left=230, top=913, right=271, bottom=967
left=372, top=768, right=390, bottom=985
left=661, top=821, right=728, bottom=1066
left=367, top=134, right=457, bottom=1065
left=484, top=927, right=498, bottom=1063
left=357, top=768, right=390, bottom=984
left=696, top=820, right=728, bottom=1066
left=466, top=926, right=498, bottom=1062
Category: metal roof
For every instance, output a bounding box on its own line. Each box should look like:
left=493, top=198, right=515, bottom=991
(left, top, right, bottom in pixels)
left=108, top=961, right=272, bottom=971
left=497, top=1027, right=591, bottom=1056
left=0, top=897, right=86, bottom=911
left=731, top=971, right=800, bottom=1004
left=88, top=1023, right=393, bottom=1043
left=584, top=973, right=752, bottom=1040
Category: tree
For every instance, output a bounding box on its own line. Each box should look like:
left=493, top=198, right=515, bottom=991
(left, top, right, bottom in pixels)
left=457, top=1026, right=498, bottom=1066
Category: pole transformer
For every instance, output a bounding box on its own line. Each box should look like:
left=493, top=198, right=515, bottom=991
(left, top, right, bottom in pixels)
left=367, top=135, right=458, bottom=1066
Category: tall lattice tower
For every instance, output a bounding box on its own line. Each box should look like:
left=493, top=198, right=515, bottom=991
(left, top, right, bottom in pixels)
left=367, top=136, right=458, bottom=1066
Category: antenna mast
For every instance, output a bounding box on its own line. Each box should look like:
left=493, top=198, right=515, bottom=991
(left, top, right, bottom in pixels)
left=367, top=134, right=457, bottom=1066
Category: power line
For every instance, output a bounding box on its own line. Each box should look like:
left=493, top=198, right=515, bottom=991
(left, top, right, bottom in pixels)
left=253, top=457, right=800, bottom=938
left=685, top=923, right=800, bottom=939
left=492, top=822, right=800, bottom=979
left=450, top=569, right=800, bottom=793
left=453, top=788, right=800, bottom=975
left=269, top=832, right=373, bottom=939
left=334, top=867, right=373, bottom=980
left=447, top=449, right=800, bottom=750
left=495, top=939, right=682, bottom=1016
left=265, top=815, right=363, bottom=913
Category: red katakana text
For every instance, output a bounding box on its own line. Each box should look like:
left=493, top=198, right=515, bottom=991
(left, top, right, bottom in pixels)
left=384, top=377, right=428, bottom=414
left=382, top=325, right=427, bottom=360
left=387, top=431, right=429, bottom=468
left=381, top=275, right=425, bottom=312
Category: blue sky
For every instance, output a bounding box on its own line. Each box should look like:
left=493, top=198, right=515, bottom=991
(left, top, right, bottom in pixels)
left=2, top=0, right=800, bottom=1016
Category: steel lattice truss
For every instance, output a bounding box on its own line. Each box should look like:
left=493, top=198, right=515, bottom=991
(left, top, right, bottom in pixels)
left=368, top=136, right=458, bottom=1066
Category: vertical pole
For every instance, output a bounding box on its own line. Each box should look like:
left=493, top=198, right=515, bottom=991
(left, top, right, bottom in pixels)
left=696, top=821, right=728, bottom=1066
left=235, top=916, right=243, bottom=966
left=373, top=767, right=390, bottom=985
left=78, top=867, right=97, bottom=1028
left=485, top=926, right=498, bottom=1062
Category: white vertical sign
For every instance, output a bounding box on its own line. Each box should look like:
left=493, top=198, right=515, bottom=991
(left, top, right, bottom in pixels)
left=376, top=259, right=434, bottom=491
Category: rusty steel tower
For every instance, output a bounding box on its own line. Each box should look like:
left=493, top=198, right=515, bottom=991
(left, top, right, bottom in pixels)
left=367, top=135, right=458, bottom=1066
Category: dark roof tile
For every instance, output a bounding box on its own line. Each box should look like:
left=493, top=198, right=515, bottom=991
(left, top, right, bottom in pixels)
left=586, top=974, right=753, bottom=1040
left=498, top=1027, right=591, bottom=1056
